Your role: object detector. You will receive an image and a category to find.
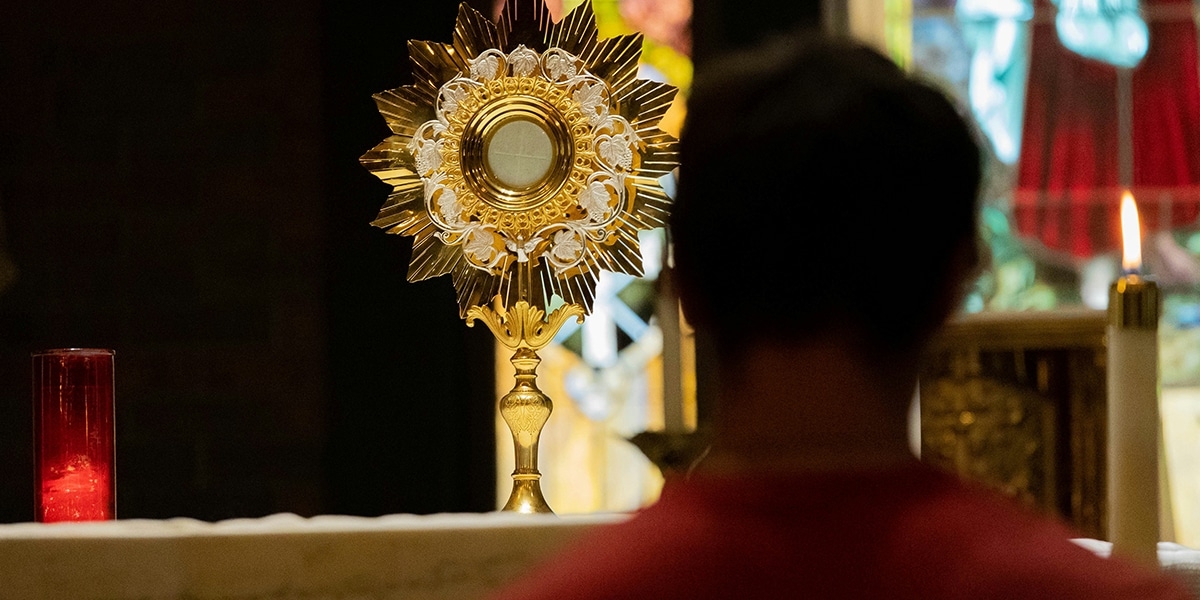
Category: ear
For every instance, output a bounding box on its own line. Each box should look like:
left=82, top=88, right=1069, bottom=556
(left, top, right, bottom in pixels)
left=666, top=261, right=709, bottom=335
left=929, top=236, right=983, bottom=326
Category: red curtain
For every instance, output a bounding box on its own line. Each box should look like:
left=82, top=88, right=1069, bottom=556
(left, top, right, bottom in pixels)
left=1014, top=0, right=1200, bottom=259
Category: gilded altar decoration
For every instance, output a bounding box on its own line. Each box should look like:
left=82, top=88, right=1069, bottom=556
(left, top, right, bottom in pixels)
left=360, top=0, right=680, bottom=513
left=920, top=310, right=1109, bottom=539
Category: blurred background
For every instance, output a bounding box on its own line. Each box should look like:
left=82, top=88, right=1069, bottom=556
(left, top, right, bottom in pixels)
left=3, top=0, right=1197, bottom=544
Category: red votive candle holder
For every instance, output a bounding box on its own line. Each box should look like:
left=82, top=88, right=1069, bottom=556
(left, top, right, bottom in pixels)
left=32, top=348, right=116, bottom=522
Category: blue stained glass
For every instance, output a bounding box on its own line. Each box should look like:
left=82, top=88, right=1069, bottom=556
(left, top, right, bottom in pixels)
left=956, top=0, right=1033, bottom=164
left=1052, top=0, right=1149, bottom=68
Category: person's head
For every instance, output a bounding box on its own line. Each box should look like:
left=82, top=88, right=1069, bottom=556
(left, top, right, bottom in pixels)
left=670, top=33, right=982, bottom=362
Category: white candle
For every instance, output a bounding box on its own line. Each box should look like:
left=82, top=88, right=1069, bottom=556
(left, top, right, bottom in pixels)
left=1107, top=192, right=1161, bottom=567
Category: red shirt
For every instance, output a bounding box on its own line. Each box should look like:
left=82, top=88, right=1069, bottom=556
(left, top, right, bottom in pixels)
left=490, top=463, right=1192, bottom=599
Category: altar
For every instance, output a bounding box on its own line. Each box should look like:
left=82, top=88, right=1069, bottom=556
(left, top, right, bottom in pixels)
left=0, top=512, right=622, bottom=600
left=2, top=513, right=1199, bottom=599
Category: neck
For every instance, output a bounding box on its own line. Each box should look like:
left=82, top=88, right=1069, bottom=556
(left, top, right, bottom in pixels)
left=698, top=333, right=919, bottom=476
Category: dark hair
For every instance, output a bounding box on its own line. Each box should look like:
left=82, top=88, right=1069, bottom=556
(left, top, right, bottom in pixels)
left=670, top=33, right=982, bottom=356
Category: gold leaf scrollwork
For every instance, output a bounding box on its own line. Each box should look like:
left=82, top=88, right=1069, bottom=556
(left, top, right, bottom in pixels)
left=466, top=300, right=585, bottom=351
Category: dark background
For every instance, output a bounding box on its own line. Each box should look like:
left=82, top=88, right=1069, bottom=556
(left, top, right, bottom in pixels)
left=0, top=0, right=819, bottom=522
left=0, top=0, right=498, bottom=522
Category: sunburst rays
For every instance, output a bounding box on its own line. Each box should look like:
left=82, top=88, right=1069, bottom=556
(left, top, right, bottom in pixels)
left=361, top=0, right=679, bottom=317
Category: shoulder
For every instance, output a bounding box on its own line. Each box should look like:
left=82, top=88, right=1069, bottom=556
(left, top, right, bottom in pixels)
left=488, top=468, right=1193, bottom=600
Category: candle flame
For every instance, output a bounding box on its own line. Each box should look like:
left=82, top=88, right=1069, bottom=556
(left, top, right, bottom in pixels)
left=1121, top=191, right=1142, bottom=273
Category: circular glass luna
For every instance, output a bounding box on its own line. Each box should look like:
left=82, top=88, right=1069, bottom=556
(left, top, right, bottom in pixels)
left=483, top=118, right=556, bottom=191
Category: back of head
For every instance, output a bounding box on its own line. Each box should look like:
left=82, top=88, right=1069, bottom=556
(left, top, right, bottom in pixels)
left=670, top=33, right=982, bottom=359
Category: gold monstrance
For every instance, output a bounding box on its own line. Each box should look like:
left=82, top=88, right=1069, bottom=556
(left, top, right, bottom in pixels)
left=361, top=0, right=679, bottom=513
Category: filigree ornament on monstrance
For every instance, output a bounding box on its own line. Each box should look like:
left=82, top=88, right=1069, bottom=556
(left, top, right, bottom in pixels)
left=360, top=0, right=680, bottom=317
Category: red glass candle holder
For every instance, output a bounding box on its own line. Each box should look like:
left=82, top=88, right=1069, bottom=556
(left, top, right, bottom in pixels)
left=32, top=348, right=116, bottom=522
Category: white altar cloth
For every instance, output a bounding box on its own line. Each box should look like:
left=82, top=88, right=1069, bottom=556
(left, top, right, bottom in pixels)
left=1, top=513, right=1197, bottom=600
left=0, top=512, right=625, bottom=600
